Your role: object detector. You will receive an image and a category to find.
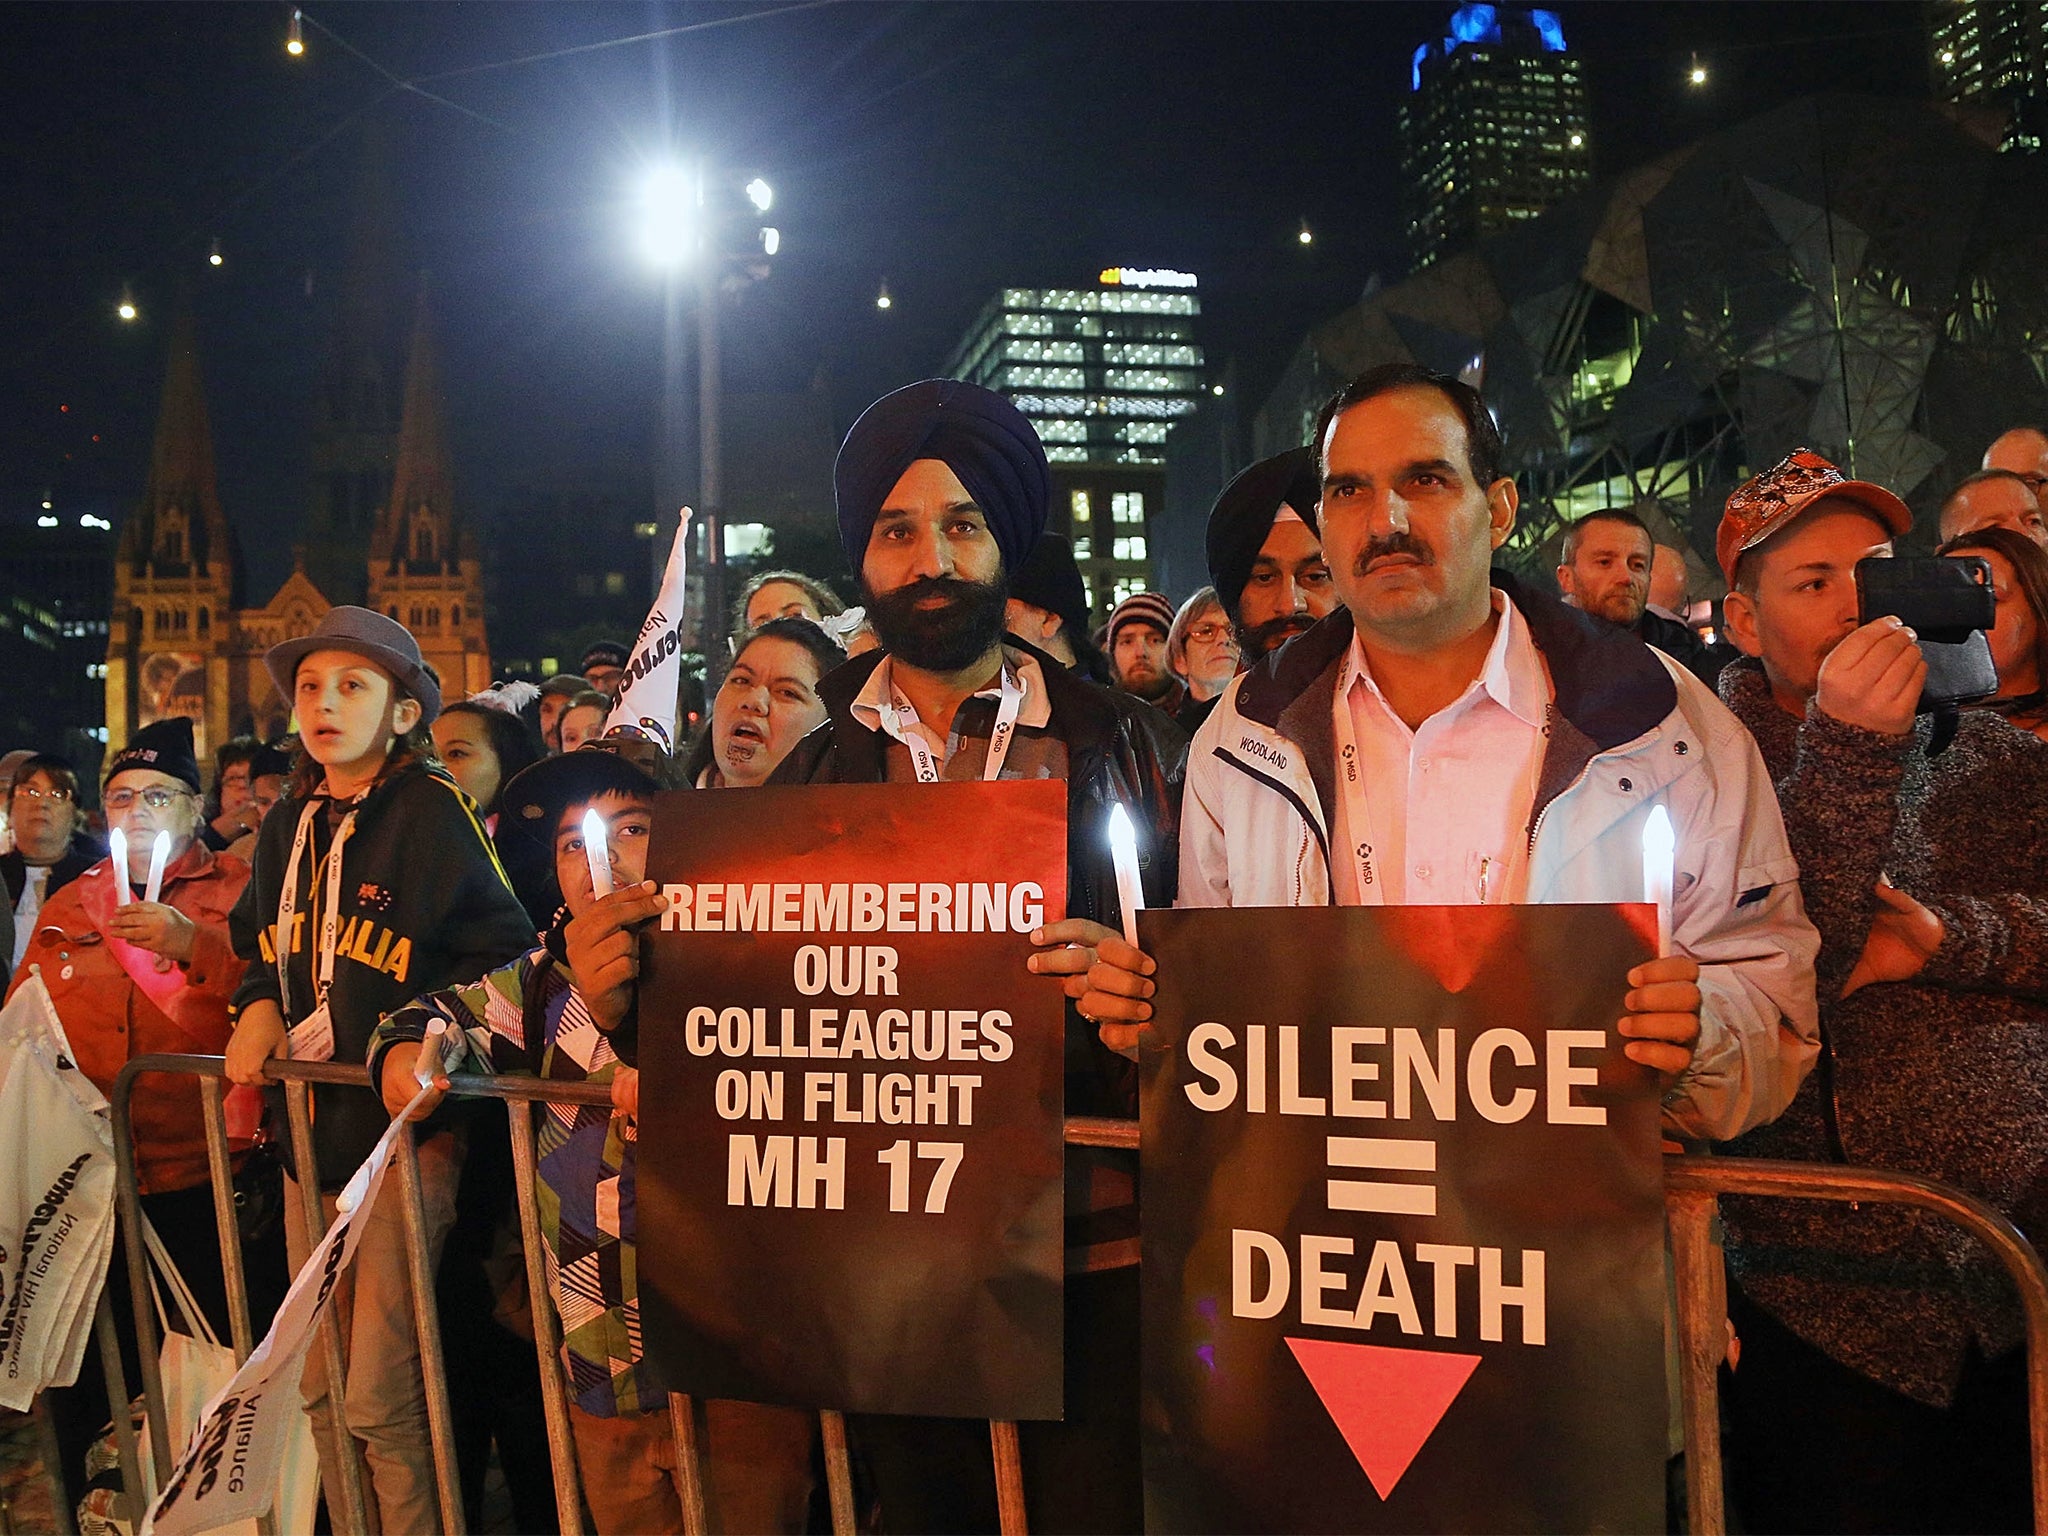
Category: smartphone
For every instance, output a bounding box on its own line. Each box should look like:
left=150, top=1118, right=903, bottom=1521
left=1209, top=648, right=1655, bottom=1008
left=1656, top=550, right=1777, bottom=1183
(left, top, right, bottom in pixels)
left=1855, top=555, right=1999, bottom=712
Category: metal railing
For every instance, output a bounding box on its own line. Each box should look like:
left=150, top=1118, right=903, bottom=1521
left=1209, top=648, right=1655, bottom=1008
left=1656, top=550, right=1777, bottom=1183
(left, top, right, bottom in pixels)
left=54, top=1071, right=2048, bottom=1536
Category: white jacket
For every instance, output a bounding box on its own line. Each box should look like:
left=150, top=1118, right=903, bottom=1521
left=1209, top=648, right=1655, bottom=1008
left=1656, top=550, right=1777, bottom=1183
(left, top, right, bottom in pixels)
left=1180, top=581, right=1820, bottom=1142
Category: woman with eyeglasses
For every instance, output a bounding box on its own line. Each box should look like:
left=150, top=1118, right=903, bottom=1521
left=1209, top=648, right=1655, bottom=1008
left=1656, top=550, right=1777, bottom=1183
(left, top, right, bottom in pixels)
left=7, top=715, right=288, bottom=1515
left=2, top=751, right=103, bottom=975
left=1165, top=585, right=1243, bottom=734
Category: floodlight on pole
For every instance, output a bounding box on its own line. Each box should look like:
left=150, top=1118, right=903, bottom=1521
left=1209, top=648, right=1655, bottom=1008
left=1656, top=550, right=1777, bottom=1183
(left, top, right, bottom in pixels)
left=208, top=238, right=224, bottom=267
left=287, top=8, right=304, bottom=56
left=117, top=288, right=138, bottom=323
left=1688, top=52, right=1707, bottom=86
left=638, top=163, right=700, bottom=267
left=1298, top=218, right=1313, bottom=246
left=876, top=281, right=893, bottom=311
left=745, top=177, right=774, bottom=213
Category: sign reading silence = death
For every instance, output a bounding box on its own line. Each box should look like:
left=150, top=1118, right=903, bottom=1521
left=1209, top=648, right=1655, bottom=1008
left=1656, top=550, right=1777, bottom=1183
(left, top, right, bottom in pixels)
left=1139, top=903, right=1668, bottom=1534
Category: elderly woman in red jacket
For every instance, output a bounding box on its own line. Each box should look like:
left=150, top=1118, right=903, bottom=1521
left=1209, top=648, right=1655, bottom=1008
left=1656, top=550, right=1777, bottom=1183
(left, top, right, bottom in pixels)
left=7, top=716, right=287, bottom=1513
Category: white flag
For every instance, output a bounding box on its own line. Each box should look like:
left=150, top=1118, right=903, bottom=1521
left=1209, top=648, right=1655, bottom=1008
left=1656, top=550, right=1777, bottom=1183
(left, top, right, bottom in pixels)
left=142, top=1079, right=438, bottom=1536
left=604, top=511, right=693, bottom=755
left=0, top=973, right=117, bottom=1411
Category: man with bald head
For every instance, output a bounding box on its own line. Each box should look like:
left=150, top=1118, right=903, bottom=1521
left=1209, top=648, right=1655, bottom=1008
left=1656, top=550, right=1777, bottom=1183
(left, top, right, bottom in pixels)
left=1940, top=467, right=2048, bottom=545
left=1984, top=426, right=2048, bottom=512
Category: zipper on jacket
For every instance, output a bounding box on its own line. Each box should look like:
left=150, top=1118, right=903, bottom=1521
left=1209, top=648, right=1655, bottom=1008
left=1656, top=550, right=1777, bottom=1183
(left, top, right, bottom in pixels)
left=1212, top=745, right=1335, bottom=902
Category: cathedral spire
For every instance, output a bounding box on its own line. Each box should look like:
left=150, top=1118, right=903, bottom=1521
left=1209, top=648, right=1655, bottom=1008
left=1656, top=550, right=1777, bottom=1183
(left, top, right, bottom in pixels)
left=379, top=278, right=457, bottom=571
left=121, top=306, right=232, bottom=579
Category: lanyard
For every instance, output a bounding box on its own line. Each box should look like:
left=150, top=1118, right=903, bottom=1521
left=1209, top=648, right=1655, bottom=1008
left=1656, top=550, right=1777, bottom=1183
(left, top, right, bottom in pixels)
left=876, top=656, right=1026, bottom=783
left=275, top=798, right=359, bottom=1019
left=1330, top=645, right=1385, bottom=905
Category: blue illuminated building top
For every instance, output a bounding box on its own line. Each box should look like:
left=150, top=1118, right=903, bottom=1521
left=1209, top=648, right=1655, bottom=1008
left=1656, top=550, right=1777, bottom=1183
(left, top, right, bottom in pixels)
left=1449, top=4, right=1501, bottom=46
left=1413, top=4, right=1569, bottom=89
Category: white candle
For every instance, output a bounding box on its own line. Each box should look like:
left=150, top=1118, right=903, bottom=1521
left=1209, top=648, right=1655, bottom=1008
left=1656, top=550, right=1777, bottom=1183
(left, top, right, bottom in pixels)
left=416, top=1019, right=450, bottom=1087
left=1106, top=803, right=1144, bottom=947
left=109, top=827, right=131, bottom=905
left=582, top=807, right=615, bottom=898
left=143, top=830, right=171, bottom=905
left=1642, top=803, right=1675, bottom=956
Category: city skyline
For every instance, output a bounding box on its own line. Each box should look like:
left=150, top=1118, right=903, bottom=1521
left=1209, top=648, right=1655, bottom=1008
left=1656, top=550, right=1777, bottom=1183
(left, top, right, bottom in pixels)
left=3, top=4, right=1935, bottom=595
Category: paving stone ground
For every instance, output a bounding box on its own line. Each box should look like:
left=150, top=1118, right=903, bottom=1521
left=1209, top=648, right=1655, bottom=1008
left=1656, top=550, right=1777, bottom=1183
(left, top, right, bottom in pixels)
left=0, top=1409, right=58, bottom=1535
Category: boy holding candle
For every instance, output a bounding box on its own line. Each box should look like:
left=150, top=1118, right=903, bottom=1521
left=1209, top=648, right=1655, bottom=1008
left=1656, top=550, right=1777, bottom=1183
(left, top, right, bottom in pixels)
left=366, top=743, right=819, bottom=1534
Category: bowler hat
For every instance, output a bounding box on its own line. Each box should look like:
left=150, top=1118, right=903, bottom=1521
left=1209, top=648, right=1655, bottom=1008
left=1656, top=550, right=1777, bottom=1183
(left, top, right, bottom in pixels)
left=264, top=606, right=443, bottom=723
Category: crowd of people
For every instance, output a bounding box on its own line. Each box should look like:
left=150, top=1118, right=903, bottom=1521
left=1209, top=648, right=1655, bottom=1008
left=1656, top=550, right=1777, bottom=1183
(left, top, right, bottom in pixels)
left=5, top=371, right=2048, bottom=1534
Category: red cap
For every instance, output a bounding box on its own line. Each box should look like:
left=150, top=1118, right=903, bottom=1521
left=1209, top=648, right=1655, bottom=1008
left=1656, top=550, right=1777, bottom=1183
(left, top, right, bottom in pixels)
left=1716, top=448, right=1912, bottom=588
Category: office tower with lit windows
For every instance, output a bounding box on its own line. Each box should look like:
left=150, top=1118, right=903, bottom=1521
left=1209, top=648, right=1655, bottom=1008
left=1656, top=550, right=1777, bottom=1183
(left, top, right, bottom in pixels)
left=1931, top=1, right=2048, bottom=152
left=1397, top=4, right=1592, bottom=272
left=943, top=269, right=1207, bottom=617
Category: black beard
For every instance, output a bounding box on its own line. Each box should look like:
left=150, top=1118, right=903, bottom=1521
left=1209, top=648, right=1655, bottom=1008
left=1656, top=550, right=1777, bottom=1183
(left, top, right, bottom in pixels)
left=863, top=575, right=1009, bottom=672
left=1238, top=613, right=1315, bottom=659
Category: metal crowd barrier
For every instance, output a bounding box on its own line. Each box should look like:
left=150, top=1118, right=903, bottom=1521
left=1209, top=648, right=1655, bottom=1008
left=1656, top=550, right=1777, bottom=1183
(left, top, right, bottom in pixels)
left=51, top=1068, right=2048, bottom=1536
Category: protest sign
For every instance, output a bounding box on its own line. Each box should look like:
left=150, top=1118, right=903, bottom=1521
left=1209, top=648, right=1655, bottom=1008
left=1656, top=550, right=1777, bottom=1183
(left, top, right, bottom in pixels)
left=638, top=780, right=1068, bottom=1419
left=1139, top=904, right=1667, bottom=1534
left=143, top=1080, right=434, bottom=1536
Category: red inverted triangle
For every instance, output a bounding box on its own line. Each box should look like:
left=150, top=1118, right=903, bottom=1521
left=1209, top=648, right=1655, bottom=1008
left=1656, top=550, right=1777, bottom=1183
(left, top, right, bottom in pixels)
left=1286, top=1337, right=1481, bottom=1500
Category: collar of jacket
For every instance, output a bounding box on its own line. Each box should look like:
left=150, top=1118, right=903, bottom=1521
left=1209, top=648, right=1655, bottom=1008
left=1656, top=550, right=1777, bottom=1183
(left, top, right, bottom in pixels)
left=1230, top=568, right=1679, bottom=839
left=811, top=632, right=1127, bottom=779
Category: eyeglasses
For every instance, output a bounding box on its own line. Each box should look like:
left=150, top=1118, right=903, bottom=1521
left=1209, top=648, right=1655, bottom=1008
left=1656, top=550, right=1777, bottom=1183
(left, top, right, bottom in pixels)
left=104, top=787, right=194, bottom=812
left=1183, top=623, right=1238, bottom=645
left=11, top=785, right=72, bottom=803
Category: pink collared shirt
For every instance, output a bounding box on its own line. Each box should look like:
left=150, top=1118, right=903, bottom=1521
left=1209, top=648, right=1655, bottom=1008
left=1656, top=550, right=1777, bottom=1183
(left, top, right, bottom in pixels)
left=1330, top=591, right=1553, bottom=905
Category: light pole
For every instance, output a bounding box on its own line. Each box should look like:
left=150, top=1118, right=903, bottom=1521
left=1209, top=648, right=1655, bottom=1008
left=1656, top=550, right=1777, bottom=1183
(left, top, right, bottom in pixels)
left=636, top=160, right=776, bottom=687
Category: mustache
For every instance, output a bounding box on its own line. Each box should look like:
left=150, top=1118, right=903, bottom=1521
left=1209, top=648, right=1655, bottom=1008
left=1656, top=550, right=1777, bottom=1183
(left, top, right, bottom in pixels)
left=1353, top=530, right=1435, bottom=575
left=877, top=576, right=990, bottom=606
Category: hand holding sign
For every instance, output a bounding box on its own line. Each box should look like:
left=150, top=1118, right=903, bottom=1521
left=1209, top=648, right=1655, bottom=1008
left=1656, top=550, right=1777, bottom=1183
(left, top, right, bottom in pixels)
left=1617, top=956, right=1702, bottom=1079
left=563, top=880, right=667, bottom=1031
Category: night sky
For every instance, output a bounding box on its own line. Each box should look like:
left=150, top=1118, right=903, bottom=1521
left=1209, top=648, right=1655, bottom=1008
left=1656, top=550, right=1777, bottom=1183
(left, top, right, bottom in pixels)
left=1, top=2, right=1930, bottom=596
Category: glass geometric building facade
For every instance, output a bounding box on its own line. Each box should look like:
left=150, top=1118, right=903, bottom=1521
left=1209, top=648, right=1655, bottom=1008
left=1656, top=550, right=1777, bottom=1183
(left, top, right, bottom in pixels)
left=1235, top=94, right=2048, bottom=602
left=943, top=271, right=1207, bottom=616
left=1397, top=4, right=1592, bottom=272
left=1931, top=0, right=2048, bottom=153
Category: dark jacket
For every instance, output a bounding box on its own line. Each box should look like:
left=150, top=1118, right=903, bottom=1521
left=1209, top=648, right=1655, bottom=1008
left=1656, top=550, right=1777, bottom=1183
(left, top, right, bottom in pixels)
left=1637, top=608, right=1735, bottom=688
left=772, top=636, right=1187, bottom=1264
left=2, top=840, right=103, bottom=908
left=1719, top=657, right=2048, bottom=1404
left=773, top=637, right=1188, bottom=1023
left=229, top=760, right=535, bottom=1185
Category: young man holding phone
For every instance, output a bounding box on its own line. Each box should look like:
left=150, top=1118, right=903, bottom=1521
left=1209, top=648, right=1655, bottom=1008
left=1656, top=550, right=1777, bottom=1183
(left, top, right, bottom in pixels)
left=1715, top=448, right=2048, bottom=1533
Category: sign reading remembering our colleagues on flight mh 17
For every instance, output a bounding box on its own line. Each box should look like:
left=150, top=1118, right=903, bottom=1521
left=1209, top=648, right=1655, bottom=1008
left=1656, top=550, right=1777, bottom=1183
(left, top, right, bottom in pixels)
left=637, top=780, right=1069, bottom=1420
left=1139, top=903, right=1668, bottom=1534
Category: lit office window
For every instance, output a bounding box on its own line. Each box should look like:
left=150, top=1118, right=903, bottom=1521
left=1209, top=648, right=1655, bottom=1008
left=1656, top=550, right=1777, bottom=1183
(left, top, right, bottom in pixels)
left=1111, top=491, right=1145, bottom=524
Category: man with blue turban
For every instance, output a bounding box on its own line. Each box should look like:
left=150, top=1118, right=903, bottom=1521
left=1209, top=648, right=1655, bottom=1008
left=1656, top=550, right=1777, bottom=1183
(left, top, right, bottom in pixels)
left=775, top=378, right=1184, bottom=1532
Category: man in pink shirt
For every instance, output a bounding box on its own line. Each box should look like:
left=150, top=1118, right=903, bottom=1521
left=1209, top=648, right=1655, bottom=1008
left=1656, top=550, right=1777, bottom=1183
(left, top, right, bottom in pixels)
left=1060, top=362, right=1820, bottom=1145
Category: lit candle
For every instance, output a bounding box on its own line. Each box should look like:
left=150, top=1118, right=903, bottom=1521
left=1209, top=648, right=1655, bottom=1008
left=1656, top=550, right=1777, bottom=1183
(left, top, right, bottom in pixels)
left=1106, top=803, right=1143, bottom=947
left=143, top=830, right=171, bottom=905
left=582, top=807, right=615, bottom=898
left=109, top=827, right=131, bottom=906
left=1642, top=803, right=1675, bottom=956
